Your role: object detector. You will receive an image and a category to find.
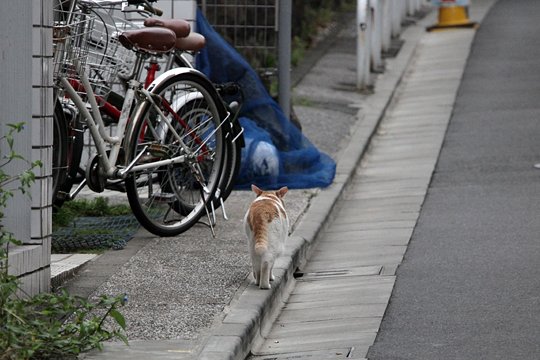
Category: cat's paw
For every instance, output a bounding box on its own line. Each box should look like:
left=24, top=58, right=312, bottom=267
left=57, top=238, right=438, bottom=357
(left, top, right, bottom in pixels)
left=259, top=283, right=271, bottom=290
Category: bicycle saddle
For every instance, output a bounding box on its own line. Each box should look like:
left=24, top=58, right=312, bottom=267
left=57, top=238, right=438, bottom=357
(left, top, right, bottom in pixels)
left=143, top=18, right=191, bottom=38
left=119, top=27, right=177, bottom=53
left=175, top=32, right=206, bottom=52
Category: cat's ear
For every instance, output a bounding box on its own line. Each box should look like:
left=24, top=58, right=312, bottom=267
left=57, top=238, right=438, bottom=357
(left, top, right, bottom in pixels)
left=276, top=186, right=288, bottom=198
left=251, top=184, right=263, bottom=196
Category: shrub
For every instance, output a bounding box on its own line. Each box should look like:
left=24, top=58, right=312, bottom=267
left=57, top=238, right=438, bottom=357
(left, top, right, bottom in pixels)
left=0, top=123, right=128, bottom=359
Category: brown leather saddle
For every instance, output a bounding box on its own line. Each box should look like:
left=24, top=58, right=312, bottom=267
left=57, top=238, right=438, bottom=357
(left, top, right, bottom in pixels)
left=118, top=27, right=177, bottom=54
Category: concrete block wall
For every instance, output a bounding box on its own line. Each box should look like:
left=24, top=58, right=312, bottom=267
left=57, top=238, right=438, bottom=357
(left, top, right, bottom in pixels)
left=3, top=0, right=53, bottom=297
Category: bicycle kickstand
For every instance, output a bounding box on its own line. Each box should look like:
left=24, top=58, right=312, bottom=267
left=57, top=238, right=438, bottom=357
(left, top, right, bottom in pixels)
left=201, top=187, right=217, bottom=238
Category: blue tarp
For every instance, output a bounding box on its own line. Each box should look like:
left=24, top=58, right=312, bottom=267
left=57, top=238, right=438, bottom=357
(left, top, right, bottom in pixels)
left=195, top=11, right=335, bottom=190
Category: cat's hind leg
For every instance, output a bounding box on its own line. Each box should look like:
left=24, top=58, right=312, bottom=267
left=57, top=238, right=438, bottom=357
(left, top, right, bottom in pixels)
left=252, top=268, right=260, bottom=286
left=259, top=254, right=273, bottom=289
left=259, top=263, right=271, bottom=289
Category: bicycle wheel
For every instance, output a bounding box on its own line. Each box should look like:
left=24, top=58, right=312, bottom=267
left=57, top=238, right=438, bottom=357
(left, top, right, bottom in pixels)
left=174, top=99, right=242, bottom=213
left=52, top=100, right=69, bottom=207
left=172, top=51, right=244, bottom=204
left=52, top=102, right=84, bottom=209
left=125, top=70, right=227, bottom=236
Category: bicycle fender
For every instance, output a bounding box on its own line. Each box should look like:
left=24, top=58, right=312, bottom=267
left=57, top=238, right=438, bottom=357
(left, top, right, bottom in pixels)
left=125, top=68, right=229, bottom=165
left=148, top=68, right=225, bottom=109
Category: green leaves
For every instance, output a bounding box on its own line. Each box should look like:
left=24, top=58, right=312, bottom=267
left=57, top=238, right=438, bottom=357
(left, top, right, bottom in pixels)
left=0, top=285, right=129, bottom=359
left=0, top=123, right=129, bottom=359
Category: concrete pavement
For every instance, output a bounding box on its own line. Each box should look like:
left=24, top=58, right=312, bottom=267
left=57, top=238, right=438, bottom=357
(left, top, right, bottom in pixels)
left=58, top=0, right=500, bottom=359
left=248, top=2, right=495, bottom=358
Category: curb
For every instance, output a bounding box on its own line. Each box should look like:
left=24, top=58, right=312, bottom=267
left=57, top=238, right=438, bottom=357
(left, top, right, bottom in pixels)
left=50, top=254, right=98, bottom=289
left=197, top=10, right=434, bottom=360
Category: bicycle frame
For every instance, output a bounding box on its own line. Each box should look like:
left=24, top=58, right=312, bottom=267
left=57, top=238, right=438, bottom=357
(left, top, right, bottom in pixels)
left=58, top=56, right=229, bottom=184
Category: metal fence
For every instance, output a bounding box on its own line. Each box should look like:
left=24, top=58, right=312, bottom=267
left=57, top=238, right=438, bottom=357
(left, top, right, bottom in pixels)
left=197, top=0, right=278, bottom=81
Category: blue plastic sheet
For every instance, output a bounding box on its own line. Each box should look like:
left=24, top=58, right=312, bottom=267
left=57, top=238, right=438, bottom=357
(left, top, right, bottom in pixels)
left=195, top=10, right=336, bottom=190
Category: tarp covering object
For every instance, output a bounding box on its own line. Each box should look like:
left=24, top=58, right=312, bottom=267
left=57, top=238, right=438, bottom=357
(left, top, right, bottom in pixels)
left=196, top=11, right=336, bottom=190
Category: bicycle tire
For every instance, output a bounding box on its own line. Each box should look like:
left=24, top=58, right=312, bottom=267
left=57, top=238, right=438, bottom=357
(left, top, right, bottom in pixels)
left=124, top=69, right=227, bottom=237
left=173, top=99, right=242, bottom=213
left=52, top=100, right=69, bottom=207
left=172, top=51, right=243, bottom=204
left=52, top=103, right=84, bottom=209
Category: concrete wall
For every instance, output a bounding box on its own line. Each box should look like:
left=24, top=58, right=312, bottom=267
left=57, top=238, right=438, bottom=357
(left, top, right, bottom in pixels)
left=2, top=0, right=53, bottom=296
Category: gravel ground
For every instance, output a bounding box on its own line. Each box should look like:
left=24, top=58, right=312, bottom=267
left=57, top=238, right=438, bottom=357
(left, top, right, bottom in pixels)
left=71, top=13, right=362, bottom=344
left=90, top=188, right=314, bottom=340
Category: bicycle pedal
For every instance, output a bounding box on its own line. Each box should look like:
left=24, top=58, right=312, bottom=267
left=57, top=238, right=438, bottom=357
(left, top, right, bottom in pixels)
left=219, top=82, right=240, bottom=96
left=228, top=101, right=240, bottom=113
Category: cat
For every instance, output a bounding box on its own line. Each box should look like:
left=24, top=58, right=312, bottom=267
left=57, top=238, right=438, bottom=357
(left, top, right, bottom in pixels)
left=244, top=184, right=289, bottom=289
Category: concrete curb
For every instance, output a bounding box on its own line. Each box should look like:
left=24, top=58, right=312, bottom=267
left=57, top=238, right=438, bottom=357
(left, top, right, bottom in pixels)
left=50, top=254, right=98, bottom=289
left=197, top=11, right=435, bottom=360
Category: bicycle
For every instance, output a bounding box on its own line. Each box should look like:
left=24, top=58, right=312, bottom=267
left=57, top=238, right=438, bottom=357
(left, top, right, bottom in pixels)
left=53, top=0, right=244, bottom=227
left=53, top=0, right=239, bottom=236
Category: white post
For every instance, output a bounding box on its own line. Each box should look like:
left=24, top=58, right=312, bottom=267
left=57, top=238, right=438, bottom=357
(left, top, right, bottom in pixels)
left=370, top=0, right=383, bottom=71
left=401, top=0, right=408, bottom=19
left=356, top=0, right=371, bottom=89
left=381, top=0, right=392, bottom=52
left=391, top=0, right=401, bottom=37
left=407, top=0, right=415, bottom=15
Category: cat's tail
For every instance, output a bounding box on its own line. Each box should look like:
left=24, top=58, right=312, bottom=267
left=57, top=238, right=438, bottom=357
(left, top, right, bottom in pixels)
left=253, top=212, right=272, bottom=256
left=254, top=241, right=267, bottom=257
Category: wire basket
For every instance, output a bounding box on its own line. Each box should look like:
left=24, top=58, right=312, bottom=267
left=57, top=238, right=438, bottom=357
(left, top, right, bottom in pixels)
left=87, top=8, right=141, bottom=95
left=53, top=2, right=134, bottom=99
left=53, top=5, right=95, bottom=89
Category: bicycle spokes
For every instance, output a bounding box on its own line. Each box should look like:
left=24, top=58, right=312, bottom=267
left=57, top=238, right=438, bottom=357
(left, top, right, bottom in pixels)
left=125, top=75, right=226, bottom=236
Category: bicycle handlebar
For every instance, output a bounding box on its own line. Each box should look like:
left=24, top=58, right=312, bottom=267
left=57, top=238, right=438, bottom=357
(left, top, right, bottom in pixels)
left=127, top=0, right=163, bottom=16
left=143, top=2, right=163, bottom=16
left=78, top=0, right=162, bottom=16
left=128, top=0, right=158, bottom=4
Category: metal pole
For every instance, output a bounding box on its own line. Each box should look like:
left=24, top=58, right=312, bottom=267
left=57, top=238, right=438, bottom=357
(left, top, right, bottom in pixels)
left=278, top=0, right=292, bottom=118
left=357, top=0, right=371, bottom=89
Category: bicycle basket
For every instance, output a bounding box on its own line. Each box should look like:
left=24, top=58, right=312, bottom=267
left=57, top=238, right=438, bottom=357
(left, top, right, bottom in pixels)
left=53, top=5, right=96, bottom=89
left=53, top=3, right=134, bottom=98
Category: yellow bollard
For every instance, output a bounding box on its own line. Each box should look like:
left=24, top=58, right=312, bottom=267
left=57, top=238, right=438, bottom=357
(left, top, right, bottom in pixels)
left=427, top=0, right=478, bottom=31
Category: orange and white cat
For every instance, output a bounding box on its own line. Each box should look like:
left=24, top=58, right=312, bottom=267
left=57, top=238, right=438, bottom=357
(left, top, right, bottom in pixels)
left=244, top=184, right=289, bottom=289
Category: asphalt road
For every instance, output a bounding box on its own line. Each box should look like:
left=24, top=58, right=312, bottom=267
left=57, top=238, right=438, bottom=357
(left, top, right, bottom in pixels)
left=367, top=1, right=540, bottom=359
